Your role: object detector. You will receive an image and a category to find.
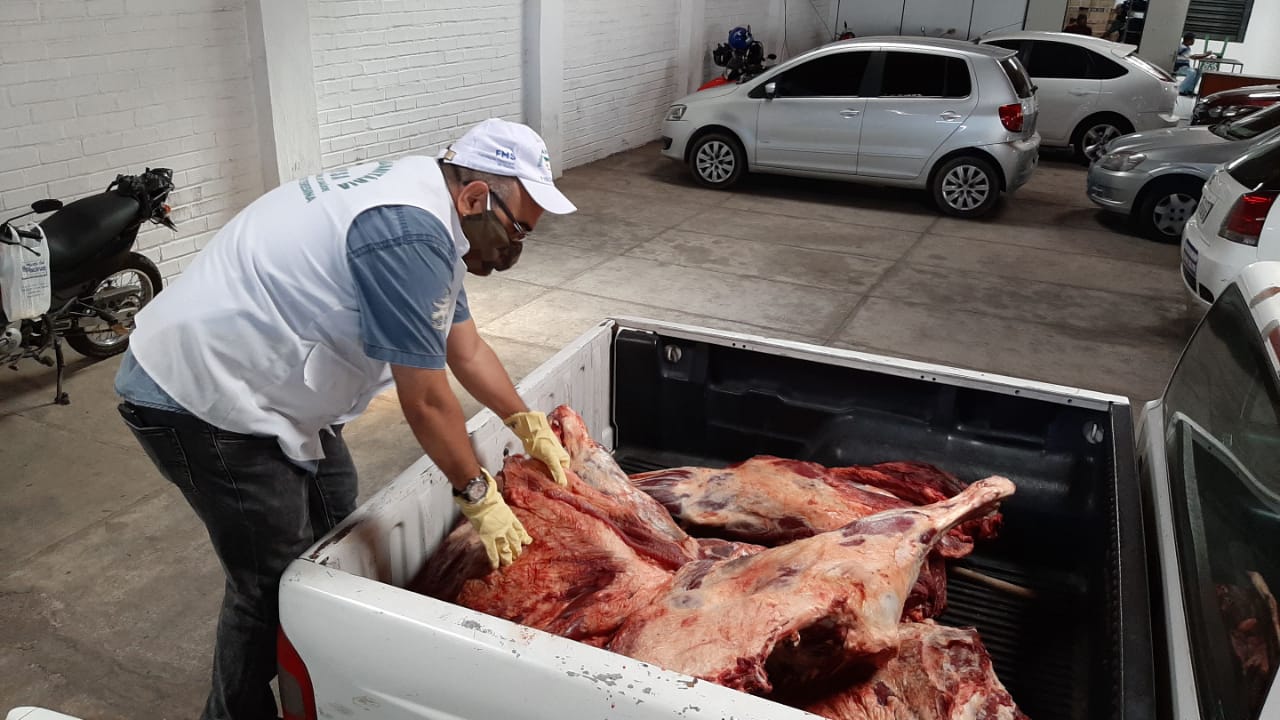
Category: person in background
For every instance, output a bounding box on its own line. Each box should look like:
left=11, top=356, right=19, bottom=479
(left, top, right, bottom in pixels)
left=1174, top=31, right=1216, bottom=97
left=1063, top=12, right=1092, bottom=35
left=1102, top=3, right=1128, bottom=41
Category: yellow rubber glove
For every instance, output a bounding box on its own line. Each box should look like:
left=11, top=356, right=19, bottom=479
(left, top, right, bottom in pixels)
left=504, top=410, right=572, bottom=486
left=454, top=469, right=533, bottom=570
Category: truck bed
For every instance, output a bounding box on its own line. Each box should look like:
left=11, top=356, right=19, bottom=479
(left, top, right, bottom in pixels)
left=280, top=318, right=1156, bottom=720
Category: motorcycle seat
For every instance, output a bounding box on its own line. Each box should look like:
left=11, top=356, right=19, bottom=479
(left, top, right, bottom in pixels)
left=40, top=191, right=141, bottom=272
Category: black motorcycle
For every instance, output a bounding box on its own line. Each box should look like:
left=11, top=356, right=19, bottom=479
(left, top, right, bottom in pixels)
left=0, top=167, right=176, bottom=405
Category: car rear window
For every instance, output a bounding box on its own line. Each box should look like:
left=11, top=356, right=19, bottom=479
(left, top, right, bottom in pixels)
left=1225, top=130, right=1280, bottom=189
left=1024, top=40, right=1092, bottom=79
left=878, top=52, right=971, bottom=98
left=1127, top=53, right=1175, bottom=82
left=999, top=56, right=1034, bottom=99
left=1087, top=52, right=1127, bottom=79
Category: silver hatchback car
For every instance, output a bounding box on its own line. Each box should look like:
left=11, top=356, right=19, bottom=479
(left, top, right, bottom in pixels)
left=660, top=37, right=1041, bottom=218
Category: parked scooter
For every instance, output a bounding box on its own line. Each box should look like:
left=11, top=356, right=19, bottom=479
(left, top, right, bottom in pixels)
left=0, top=168, right=176, bottom=405
left=698, top=25, right=777, bottom=91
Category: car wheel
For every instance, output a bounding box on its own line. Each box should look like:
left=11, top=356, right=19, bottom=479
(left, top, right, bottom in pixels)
left=688, top=132, right=745, bottom=189
left=1074, top=116, right=1133, bottom=162
left=931, top=155, right=1000, bottom=218
left=1135, top=177, right=1203, bottom=243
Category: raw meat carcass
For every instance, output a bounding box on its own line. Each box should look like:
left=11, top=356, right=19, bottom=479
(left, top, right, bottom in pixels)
left=629, top=455, right=999, bottom=554
left=607, top=476, right=1016, bottom=696
left=548, top=405, right=701, bottom=558
left=803, top=621, right=1028, bottom=720
left=628, top=454, right=993, bottom=620
left=1218, top=571, right=1280, bottom=713
left=695, top=537, right=765, bottom=561
left=409, top=456, right=693, bottom=646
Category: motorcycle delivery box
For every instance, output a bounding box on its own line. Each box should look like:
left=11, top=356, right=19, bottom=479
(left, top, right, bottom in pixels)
left=0, top=223, right=51, bottom=321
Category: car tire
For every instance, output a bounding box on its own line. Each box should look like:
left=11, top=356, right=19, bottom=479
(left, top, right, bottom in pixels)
left=687, top=132, right=745, bottom=189
left=1135, top=176, right=1203, bottom=243
left=1073, top=115, right=1133, bottom=163
left=931, top=155, right=1000, bottom=219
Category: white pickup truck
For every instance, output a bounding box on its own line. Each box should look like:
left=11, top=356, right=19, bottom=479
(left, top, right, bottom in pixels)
left=276, top=264, right=1280, bottom=720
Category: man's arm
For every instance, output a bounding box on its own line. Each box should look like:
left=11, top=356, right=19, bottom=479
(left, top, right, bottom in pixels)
left=447, top=314, right=572, bottom=486
left=344, top=205, right=488, bottom=490
left=391, top=363, right=482, bottom=490
left=446, top=317, right=527, bottom=419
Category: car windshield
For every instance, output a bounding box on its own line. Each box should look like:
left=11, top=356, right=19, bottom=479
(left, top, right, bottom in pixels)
left=1216, top=104, right=1280, bottom=141
left=1162, top=284, right=1280, bottom=720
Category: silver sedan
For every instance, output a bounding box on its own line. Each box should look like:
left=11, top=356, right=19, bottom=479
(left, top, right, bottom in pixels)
left=1087, top=103, right=1280, bottom=241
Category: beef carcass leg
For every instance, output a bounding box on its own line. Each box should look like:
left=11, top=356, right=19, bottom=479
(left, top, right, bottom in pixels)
left=628, top=455, right=980, bottom=620
left=628, top=455, right=982, bottom=557
left=608, top=476, right=1016, bottom=696
left=548, top=405, right=699, bottom=556
left=803, top=621, right=1029, bottom=720
left=628, top=456, right=915, bottom=545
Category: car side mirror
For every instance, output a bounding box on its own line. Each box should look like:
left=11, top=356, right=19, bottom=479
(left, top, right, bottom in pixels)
left=764, top=81, right=777, bottom=99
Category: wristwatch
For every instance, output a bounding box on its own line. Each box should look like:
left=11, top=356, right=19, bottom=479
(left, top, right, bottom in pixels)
left=453, top=474, right=489, bottom=504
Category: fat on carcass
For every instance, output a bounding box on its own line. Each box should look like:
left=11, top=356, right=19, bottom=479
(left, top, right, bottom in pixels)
left=802, top=621, right=1028, bottom=720
left=607, top=476, right=1016, bottom=697
left=628, top=455, right=1001, bottom=554
left=548, top=405, right=766, bottom=562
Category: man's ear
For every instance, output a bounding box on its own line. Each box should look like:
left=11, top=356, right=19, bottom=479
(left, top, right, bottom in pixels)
left=454, top=180, right=489, bottom=216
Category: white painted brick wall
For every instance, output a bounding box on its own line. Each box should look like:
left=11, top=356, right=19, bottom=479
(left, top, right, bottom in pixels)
left=309, top=0, right=524, bottom=171
left=0, top=0, right=264, bottom=280
left=786, top=0, right=838, bottom=52
left=562, top=0, right=680, bottom=168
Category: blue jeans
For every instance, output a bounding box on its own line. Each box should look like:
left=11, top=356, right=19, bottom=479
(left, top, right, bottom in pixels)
left=1177, top=66, right=1201, bottom=94
left=117, top=402, right=357, bottom=720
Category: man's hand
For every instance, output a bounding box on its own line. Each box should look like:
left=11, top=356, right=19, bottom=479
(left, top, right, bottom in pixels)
left=504, top=410, right=572, bottom=486
left=454, top=469, right=532, bottom=569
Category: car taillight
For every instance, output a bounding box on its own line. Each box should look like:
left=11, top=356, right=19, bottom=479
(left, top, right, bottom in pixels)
left=1220, top=190, right=1279, bottom=246
left=999, top=103, right=1023, bottom=132
left=278, top=626, right=316, bottom=720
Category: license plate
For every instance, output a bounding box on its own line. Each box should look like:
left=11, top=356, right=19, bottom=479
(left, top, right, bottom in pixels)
left=1197, top=198, right=1214, bottom=223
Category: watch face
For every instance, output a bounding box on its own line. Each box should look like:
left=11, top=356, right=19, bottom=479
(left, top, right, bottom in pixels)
left=463, top=477, right=488, bottom=503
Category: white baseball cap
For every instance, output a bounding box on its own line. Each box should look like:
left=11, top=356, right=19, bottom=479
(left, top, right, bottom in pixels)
left=438, top=118, right=577, bottom=215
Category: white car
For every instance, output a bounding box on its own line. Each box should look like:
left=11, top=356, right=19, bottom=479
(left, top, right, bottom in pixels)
left=1181, top=130, right=1280, bottom=310
left=979, top=31, right=1178, bottom=159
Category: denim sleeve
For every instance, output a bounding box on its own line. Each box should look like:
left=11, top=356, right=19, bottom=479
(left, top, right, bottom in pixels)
left=346, top=205, right=461, bottom=369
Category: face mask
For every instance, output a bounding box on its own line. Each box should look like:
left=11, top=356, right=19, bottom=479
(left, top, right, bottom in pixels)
left=459, top=193, right=523, bottom=275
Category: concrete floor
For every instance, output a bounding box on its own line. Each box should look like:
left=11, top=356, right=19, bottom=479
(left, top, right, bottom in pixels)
left=0, top=143, right=1189, bottom=718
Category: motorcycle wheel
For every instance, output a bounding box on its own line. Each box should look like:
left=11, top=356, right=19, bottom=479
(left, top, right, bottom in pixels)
left=65, top=252, right=163, bottom=359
